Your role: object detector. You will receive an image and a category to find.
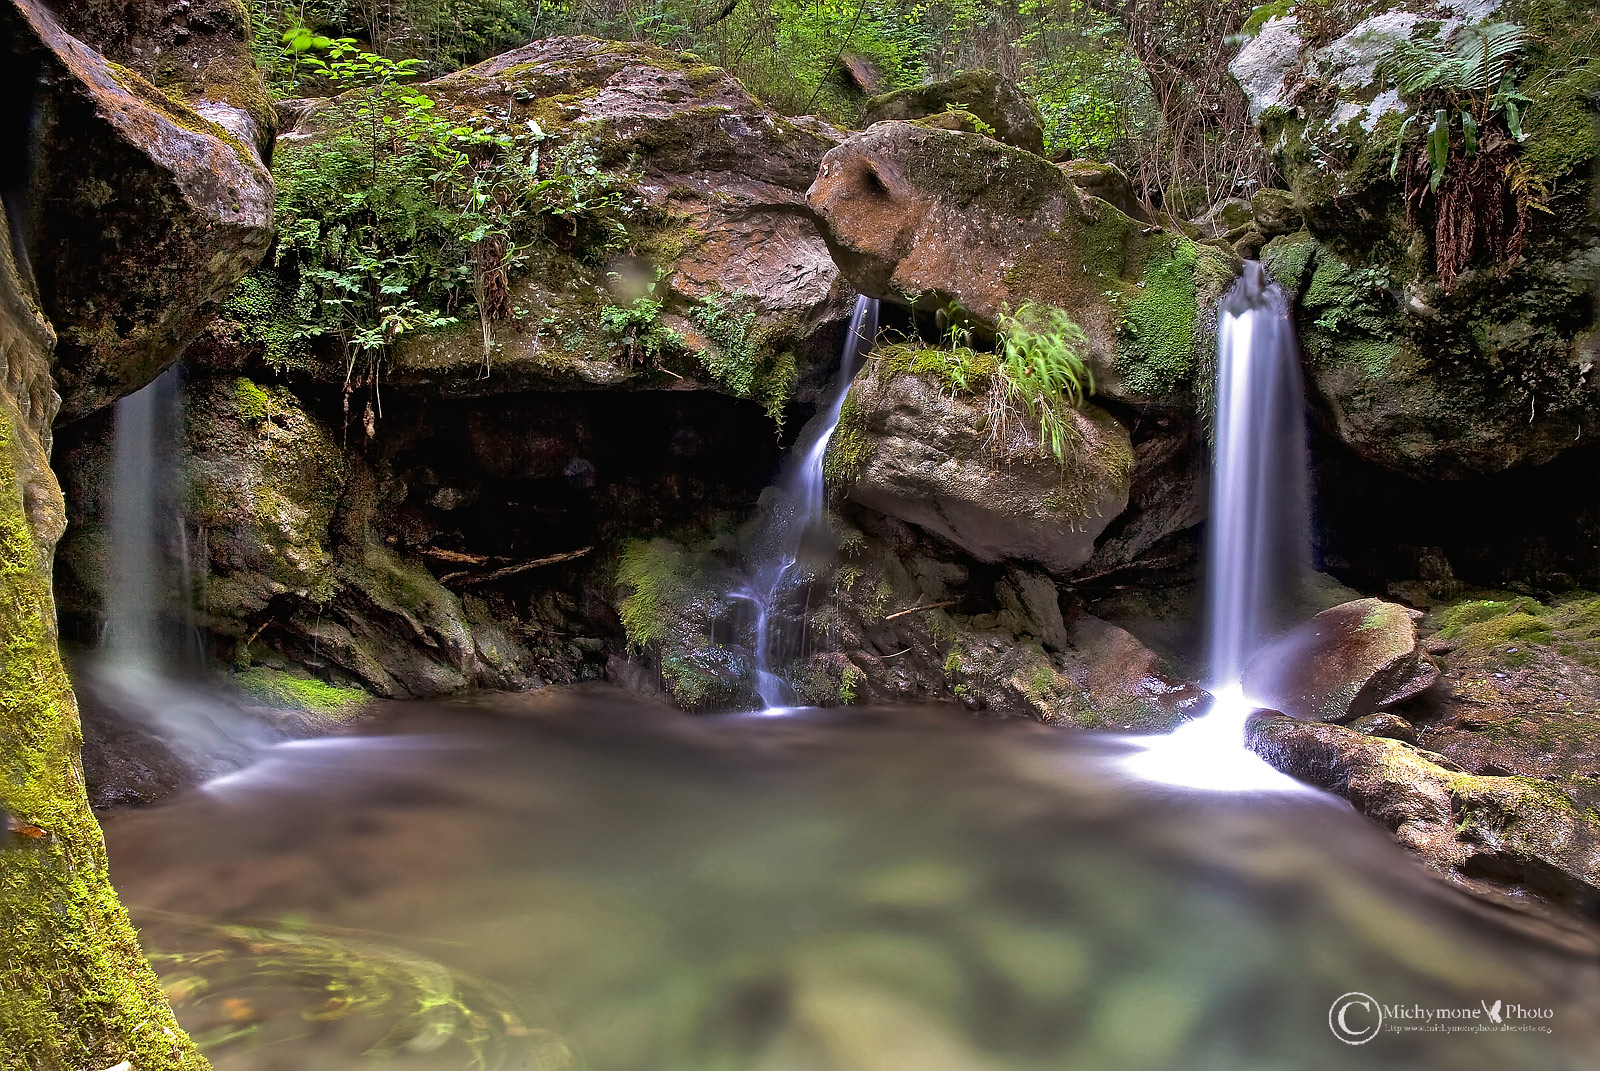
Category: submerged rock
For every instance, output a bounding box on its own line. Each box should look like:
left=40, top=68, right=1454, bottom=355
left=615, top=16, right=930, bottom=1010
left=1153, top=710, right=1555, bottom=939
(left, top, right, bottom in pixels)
left=831, top=367, right=1133, bottom=574
left=1241, top=597, right=1438, bottom=722
left=860, top=69, right=1046, bottom=155
left=7, top=0, right=274, bottom=421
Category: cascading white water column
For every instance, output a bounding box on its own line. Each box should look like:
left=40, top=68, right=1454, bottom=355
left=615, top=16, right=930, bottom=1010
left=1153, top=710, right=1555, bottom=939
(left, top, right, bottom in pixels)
left=1205, top=261, right=1311, bottom=684
left=743, top=295, right=878, bottom=710
left=1125, top=262, right=1312, bottom=791
left=104, top=363, right=184, bottom=665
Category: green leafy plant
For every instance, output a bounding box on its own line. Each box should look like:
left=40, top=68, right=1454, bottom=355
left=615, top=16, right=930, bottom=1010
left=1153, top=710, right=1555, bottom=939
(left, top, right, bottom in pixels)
left=1377, top=19, right=1542, bottom=288
left=1382, top=21, right=1530, bottom=191
left=991, top=303, right=1095, bottom=463
left=601, top=272, right=681, bottom=365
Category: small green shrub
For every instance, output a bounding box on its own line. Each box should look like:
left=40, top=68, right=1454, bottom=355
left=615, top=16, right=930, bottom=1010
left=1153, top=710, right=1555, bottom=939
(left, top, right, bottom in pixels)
left=992, top=303, right=1094, bottom=463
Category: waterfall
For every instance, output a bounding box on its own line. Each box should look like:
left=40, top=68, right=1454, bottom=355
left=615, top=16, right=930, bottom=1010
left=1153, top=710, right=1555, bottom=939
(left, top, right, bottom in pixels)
left=104, top=363, right=186, bottom=666
left=741, top=295, right=878, bottom=710
left=1124, top=262, right=1311, bottom=791
left=1204, top=261, right=1310, bottom=682
left=85, top=363, right=277, bottom=780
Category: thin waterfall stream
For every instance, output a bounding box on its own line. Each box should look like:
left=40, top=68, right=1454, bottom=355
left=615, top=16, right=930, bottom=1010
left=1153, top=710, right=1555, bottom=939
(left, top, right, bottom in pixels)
left=1126, top=262, right=1312, bottom=791
left=739, top=294, right=878, bottom=710
left=83, top=364, right=279, bottom=779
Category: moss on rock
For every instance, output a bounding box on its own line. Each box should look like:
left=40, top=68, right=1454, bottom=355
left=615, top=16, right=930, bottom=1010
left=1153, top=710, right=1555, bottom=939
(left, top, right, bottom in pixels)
left=0, top=402, right=205, bottom=1069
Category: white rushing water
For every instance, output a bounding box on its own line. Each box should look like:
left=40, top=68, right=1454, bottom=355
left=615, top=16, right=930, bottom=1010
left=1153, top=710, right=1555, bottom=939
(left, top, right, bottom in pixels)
left=104, top=363, right=184, bottom=664
left=742, top=295, right=878, bottom=710
left=1126, top=262, right=1312, bottom=791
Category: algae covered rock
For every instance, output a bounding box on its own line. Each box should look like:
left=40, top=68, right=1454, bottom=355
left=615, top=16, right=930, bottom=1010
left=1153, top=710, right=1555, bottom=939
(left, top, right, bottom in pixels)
left=1241, top=597, right=1438, bottom=722
left=861, top=69, right=1046, bottom=155
left=1237, top=3, right=1600, bottom=478
left=185, top=374, right=348, bottom=623
left=1248, top=712, right=1600, bottom=910
left=829, top=364, right=1134, bottom=574
left=807, top=121, right=1237, bottom=404
left=1405, top=594, right=1600, bottom=784
left=7, top=0, right=274, bottom=421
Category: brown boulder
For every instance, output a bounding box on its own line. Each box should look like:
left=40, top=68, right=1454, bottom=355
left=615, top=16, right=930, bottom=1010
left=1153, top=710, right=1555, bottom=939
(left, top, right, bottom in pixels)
left=830, top=366, right=1133, bottom=574
left=861, top=69, right=1046, bottom=155
left=6, top=0, right=274, bottom=421
left=807, top=121, right=1237, bottom=404
left=1241, top=598, right=1439, bottom=722
left=252, top=37, right=853, bottom=404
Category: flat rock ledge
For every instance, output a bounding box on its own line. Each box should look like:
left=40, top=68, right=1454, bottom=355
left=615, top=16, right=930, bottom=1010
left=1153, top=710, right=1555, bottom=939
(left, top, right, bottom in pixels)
left=1247, top=712, right=1600, bottom=916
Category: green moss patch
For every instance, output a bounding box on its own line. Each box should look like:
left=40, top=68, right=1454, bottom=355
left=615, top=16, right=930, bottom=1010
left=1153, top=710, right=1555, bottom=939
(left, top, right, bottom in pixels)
left=615, top=538, right=750, bottom=710
left=1114, top=238, right=1201, bottom=396
left=0, top=403, right=206, bottom=1069
left=234, top=667, right=369, bottom=718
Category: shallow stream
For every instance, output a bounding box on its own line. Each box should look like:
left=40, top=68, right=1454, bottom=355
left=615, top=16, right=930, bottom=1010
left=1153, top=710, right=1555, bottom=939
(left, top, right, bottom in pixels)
left=105, top=690, right=1600, bottom=1070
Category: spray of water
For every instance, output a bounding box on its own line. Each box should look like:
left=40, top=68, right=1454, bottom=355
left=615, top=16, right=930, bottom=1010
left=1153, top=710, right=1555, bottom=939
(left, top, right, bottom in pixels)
left=740, top=295, right=878, bottom=711
left=1125, top=262, right=1312, bottom=791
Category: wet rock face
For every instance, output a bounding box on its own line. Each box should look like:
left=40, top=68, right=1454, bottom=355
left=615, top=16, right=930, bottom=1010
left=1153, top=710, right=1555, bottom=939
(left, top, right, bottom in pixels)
left=1236, top=2, right=1600, bottom=479
left=7, top=0, right=273, bottom=422
left=38, top=0, right=274, bottom=157
left=1248, top=593, right=1600, bottom=912
left=1241, top=597, right=1438, bottom=722
left=808, top=121, right=1237, bottom=405
left=833, top=371, right=1133, bottom=575
left=807, top=122, right=1085, bottom=326
left=860, top=69, right=1046, bottom=155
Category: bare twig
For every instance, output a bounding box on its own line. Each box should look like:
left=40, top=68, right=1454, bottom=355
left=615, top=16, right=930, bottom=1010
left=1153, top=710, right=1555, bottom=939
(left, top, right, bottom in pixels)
left=883, top=599, right=959, bottom=622
left=441, top=547, right=593, bottom=585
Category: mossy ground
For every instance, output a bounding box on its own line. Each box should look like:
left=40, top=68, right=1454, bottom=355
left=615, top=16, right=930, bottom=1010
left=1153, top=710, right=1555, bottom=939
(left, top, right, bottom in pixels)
left=1434, top=592, right=1600, bottom=671
left=0, top=404, right=206, bottom=1070
left=233, top=666, right=369, bottom=718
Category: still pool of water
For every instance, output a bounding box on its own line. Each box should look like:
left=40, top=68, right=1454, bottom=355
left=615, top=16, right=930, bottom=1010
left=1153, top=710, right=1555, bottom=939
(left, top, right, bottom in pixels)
left=104, top=690, right=1600, bottom=1071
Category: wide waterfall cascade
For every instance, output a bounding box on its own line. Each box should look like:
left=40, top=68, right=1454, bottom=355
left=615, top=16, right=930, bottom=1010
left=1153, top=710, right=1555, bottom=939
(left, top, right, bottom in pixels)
left=1125, top=262, right=1313, bottom=792
left=86, top=364, right=280, bottom=778
left=740, top=295, right=879, bottom=711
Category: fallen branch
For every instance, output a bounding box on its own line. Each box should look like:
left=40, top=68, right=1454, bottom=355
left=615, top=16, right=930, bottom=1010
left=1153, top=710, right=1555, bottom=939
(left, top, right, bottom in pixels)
left=883, top=599, right=958, bottom=622
left=441, top=547, right=593, bottom=586
left=420, top=547, right=491, bottom=564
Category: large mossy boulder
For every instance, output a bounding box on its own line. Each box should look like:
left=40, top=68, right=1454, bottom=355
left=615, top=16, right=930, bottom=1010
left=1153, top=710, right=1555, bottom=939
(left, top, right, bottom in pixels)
left=860, top=69, right=1047, bottom=155
left=1233, top=2, right=1600, bottom=477
left=1241, top=597, right=1439, bottom=722
left=6, top=0, right=274, bottom=422
left=222, top=36, right=853, bottom=412
left=806, top=121, right=1238, bottom=405
left=0, top=26, right=208, bottom=1067
left=827, top=359, right=1134, bottom=574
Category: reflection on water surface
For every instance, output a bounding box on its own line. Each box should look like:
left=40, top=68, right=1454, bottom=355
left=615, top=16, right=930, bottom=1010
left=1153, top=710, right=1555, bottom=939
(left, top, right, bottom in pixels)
left=104, top=690, right=1600, bottom=1070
